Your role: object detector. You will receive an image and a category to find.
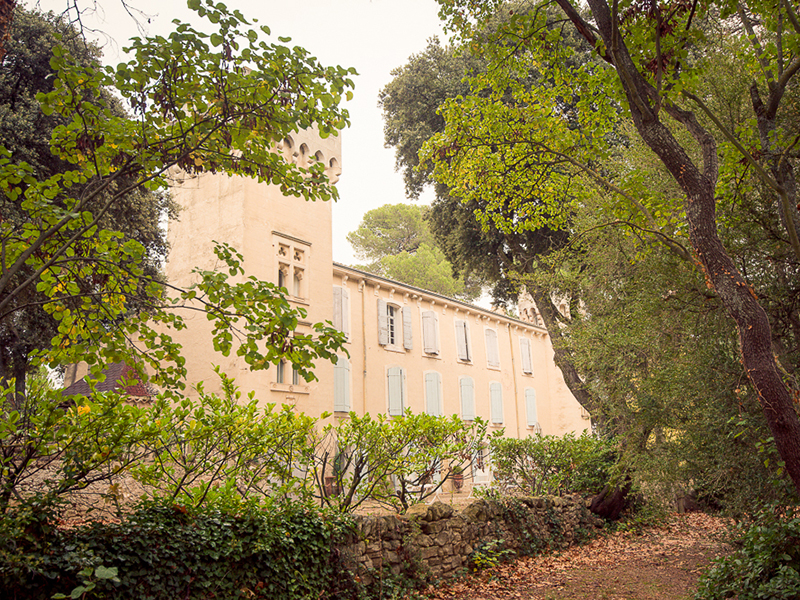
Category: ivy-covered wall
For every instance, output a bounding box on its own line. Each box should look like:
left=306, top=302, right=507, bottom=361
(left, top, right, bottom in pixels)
left=342, top=495, right=602, bottom=586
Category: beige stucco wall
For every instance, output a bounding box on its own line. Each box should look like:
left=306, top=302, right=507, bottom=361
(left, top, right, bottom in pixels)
left=332, top=266, right=589, bottom=438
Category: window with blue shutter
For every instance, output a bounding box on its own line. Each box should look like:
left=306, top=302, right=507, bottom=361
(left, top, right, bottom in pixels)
left=490, top=382, right=503, bottom=424
left=387, top=366, right=404, bottom=416
left=425, top=371, right=442, bottom=416
left=334, top=357, right=351, bottom=412
left=460, top=377, right=475, bottom=420
left=525, top=387, right=538, bottom=427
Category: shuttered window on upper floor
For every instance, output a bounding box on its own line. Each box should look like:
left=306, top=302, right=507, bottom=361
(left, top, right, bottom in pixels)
left=333, top=286, right=350, bottom=338
left=485, top=328, right=500, bottom=368
left=422, top=310, right=439, bottom=354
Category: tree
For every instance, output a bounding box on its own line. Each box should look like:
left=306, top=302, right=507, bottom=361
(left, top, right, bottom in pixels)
left=429, top=0, right=800, bottom=494
left=0, top=0, right=353, bottom=512
left=0, top=8, right=176, bottom=404
left=347, top=203, right=482, bottom=301
left=381, top=27, right=600, bottom=416
left=311, top=410, right=490, bottom=513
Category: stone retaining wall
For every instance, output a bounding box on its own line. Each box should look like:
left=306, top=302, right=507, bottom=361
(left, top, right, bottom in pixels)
left=341, top=495, right=603, bottom=585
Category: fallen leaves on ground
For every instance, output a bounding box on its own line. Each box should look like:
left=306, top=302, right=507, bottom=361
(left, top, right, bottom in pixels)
left=424, top=512, right=730, bottom=600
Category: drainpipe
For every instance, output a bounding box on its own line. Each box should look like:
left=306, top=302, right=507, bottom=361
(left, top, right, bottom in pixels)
left=361, top=279, right=368, bottom=415
left=507, top=322, right=521, bottom=439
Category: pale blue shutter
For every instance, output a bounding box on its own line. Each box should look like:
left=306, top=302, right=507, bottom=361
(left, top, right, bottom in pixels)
left=460, top=377, right=475, bottom=420
left=425, top=372, right=441, bottom=416
left=388, top=367, right=404, bottom=415
left=422, top=311, right=439, bottom=354
left=402, top=306, right=413, bottom=350
left=485, top=328, right=500, bottom=367
left=333, top=286, right=350, bottom=337
left=456, top=320, right=470, bottom=361
left=520, top=337, right=533, bottom=374
left=334, top=357, right=351, bottom=412
left=525, top=388, right=538, bottom=427
left=490, top=382, right=503, bottom=424
left=378, top=298, right=388, bottom=345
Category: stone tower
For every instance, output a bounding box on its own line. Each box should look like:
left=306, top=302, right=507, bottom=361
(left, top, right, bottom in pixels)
left=165, top=127, right=342, bottom=415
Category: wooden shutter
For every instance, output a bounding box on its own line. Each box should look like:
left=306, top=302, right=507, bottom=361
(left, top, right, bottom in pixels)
left=520, top=337, right=533, bottom=374
left=485, top=328, right=500, bottom=367
left=388, top=367, right=404, bottom=415
left=334, top=357, right=351, bottom=412
left=425, top=372, right=442, bottom=416
left=333, top=286, right=350, bottom=337
left=456, top=320, right=471, bottom=361
left=525, top=388, right=538, bottom=427
left=378, top=298, right=388, bottom=345
left=402, top=306, right=413, bottom=350
left=422, top=311, right=439, bottom=354
left=490, top=382, right=503, bottom=424
left=460, top=377, right=475, bottom=420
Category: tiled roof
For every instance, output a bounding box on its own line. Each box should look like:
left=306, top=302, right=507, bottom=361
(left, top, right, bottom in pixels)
left=62, top=362, right=154, bottom=398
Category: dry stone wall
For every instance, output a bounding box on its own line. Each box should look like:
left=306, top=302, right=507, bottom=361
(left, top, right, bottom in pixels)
left=341, top=495, right=602, bottom=584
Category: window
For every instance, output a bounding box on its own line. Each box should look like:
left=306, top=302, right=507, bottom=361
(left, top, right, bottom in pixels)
left=387, top=305, right=397, bottom=345
left=387, top=366, right=405, bottom=416
left=292, top=270, right=303, bottom=297
left=455, top=319, right=471, bottom=361
left=525, top=388, right=539, bottom=428
left=485, top=328, right=500, bottom=368
left=422, top=310, right=439, bottom=354
left=277, top=266, right=287, bottom=290
left=276, top=360, right=286, bottom=384
left=520, top=337, right=533, bottom=375
left=460, top=376, right=475, bottom=420
left=334, top=356, right=350, bottom=412
left=274, top=235, right=309, bottom=300
left=378, top=299, right=412, bottom=350
left=424, top=371, right=442, bottom=416
left=472, top=446, right=490, bottom=483
left=292, top=365, right=300, bottom=386
left=332, top=286, right=350, bottom=338
left=490, top=382, right=504, bottom=424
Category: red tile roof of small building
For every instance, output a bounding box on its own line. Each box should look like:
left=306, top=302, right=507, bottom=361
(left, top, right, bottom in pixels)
left=62, top=362, right=154, bottom=399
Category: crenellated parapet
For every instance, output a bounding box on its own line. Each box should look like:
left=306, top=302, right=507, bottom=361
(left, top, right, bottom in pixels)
left=275, top=127, right=342, bottom=184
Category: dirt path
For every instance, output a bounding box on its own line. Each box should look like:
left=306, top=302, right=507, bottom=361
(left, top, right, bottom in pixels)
left=424, top=513, right=729, bottom=600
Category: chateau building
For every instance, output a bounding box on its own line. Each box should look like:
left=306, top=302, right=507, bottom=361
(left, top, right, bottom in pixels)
left=158, top=127, right=589, bottom=441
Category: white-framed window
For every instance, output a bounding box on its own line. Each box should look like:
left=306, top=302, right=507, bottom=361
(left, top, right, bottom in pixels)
left=424, top=371, right=442, bottom=416
left=378, top=299, right=412, bottom=350
left=332, top=286, right=350, bottom=338
left=459, top=376, right=475, bottom=421
left=334, top=356, right=351, bottom=412
left=484, top=328, right=500, bottom=368
left=490, top=381, right=504, bottom=424
left=455, top=319, right=471, bottom=362
left=387, top=366, right=405, bottom=416
left=292, top=365, right=300, bottom=386
left=422, top=310, right=439, bottom=355
left=519, top=337, right=533, bottom=375
left=525, top=387, right=539, bottom=429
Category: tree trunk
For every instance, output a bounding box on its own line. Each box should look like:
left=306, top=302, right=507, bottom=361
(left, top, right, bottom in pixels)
left=590, top=479, right=631, bottom=521
left=578, top=0, right=800, bottom=497
left=527, top=285, right=600, bottom=419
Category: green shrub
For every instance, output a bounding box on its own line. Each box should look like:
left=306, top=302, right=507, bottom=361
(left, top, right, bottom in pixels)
left=695, top=508, right=800, bottom=600
left=0, top=497, right=359, bottom=600
left=491, top=432, right=616, bottom=497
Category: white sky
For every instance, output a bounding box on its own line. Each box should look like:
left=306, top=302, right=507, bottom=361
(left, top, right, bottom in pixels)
left=29, top=0, right=445, bottom=264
